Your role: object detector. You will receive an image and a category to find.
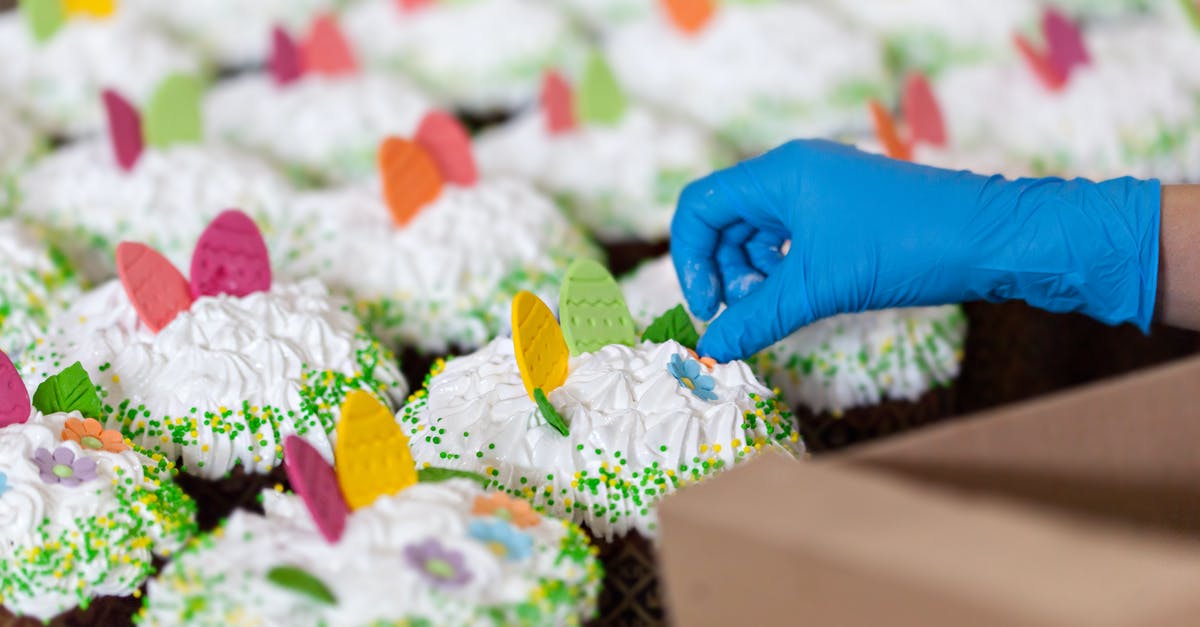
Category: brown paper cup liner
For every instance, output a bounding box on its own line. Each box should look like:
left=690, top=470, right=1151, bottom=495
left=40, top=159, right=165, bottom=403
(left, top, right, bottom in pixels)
left=797, top=386, right=957, bottom=454
left=174, top=464, right=290, bottom=531
left=586, top=531, right=666, bottom=627
left=0, top=594, right=140, bottom=627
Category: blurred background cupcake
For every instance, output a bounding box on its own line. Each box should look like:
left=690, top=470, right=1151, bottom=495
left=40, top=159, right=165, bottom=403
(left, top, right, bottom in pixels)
left=344, top=0, right=587, bottom=121
left=204, top=15, right=433, bottom=186
left=0, top=1, right=202, bottom=137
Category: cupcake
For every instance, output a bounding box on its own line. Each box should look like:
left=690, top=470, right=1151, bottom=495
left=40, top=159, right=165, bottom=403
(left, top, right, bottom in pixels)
left=932, top=8, right=1200, bottom=180
left=829, top=0, right=1039, bottom=76
left=0, top=3, right=202, bottom=137
left=15, top=74, right=301, bottom=283
left=287, top=111, right=600, bottom=355
left=141, top=394, right=601, bottom=626
left=124, top=0, right=340, bottom=68
left=475, top=62, right=731, bottom=243
left=344, top=0, right=586, bottom=113
left=621, top=255, right=966, bottom=425
left=205, top=15, right=433, bottom=186
left=399, top=263, right=803, bottom=622
left=0, top=219, right=84, bottom=358
left=18, top=211, right=407, bottom=524
left=605, top=0, right=886, bottom=153
left=0, top=351, right=197, bottom=623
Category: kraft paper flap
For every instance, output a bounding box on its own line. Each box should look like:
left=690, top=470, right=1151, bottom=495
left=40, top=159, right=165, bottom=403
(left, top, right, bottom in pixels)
left=840, top=354, right=1200, bottom=531
left=659, top=455, right=1200, bottom=627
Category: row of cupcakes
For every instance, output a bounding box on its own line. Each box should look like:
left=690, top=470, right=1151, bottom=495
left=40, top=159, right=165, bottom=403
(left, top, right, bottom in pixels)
left=1, top=206, right=804, bottom=623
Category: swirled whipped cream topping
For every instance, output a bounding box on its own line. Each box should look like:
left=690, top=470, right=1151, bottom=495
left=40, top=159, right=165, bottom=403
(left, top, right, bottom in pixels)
left=620, top=256, right=966, bottom=415
left=124, top=0, right=338, bottom=66
left=16, top=140, right=301, bottom=283
left=344, top=0, right=585, bottom=110
left=831, top=0, right=1038, bottom=64
left=0, top=219, right=84, bottom=357
left=936, top=16, right=1200, bottom=180
left=205, top=73, right=432, bottom=184
left=0, top=411, right=197, bottom=621
left=560, top=0, right=652, bottom=29
left=20, top=279, right=407, bottom=480
left=0, top=12, right=201, bottom=136
left=0, top=106, right=38, bottom=184
left=474, top=105, right=728, bottom=242
left=288, top=177, right=600, bottom=353
left=142, top=481, right=601, bottom=626
left=606, top=2, right=884, bottom=152
left=400, top=338, right=804, bottom=539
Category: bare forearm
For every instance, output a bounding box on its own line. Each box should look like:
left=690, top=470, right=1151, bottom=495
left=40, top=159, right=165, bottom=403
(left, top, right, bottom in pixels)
left=1158, top=185, right=1200, bottom=330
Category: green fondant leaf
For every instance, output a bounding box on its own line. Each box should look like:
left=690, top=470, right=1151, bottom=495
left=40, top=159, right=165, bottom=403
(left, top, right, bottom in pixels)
left=417, top=467, right=490, bottom=487
left=643, top=304, right=700, bottom=350
left=266, top=566, right=337, bottom=606
left=20, top=0, right=65, bottom=43
left=533, top=388, right=569, bottom=436
left=576, top=52, right=626, bottom=126
left=31, top=362, right=103, bottom=419
left=559, top=258, right=636, bottom=355
left=143, top=73, right=204, bottom=148
left=1182, top=0, right=1200, bottom=32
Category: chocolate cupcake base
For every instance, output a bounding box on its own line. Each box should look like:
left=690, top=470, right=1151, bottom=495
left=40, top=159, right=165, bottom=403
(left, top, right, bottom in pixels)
left=587, top=532, right=665, bottom=627
left=174, top=464, right=291, bottom=531
left=797, top=386, right=958, bottom=454
left=603, top=240, right=670, bottom=278
left=0, top=593, right=141, bottom=627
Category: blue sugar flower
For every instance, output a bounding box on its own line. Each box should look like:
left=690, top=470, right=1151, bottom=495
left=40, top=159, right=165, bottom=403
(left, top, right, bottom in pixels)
left=0, top=471, right=8, bottom=498
left=469, top=518, right=533, bottom=562
left=667, top=353, right=718, bottom=402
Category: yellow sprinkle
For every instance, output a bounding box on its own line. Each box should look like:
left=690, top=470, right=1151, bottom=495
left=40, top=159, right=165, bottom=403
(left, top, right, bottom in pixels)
left=112, top=375, right=120, bottom=383
left=698, top=444, right=708, bottom=453
left=712, top=444, right=722, bottom=453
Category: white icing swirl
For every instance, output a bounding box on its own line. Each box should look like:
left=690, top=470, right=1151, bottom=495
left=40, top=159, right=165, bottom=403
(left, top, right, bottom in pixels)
left=205, top=73, right=432, bottom=184
left=830, top=0, right=1038, bottom=62
left=142, top=481, right=601, bottom=626
left=16, top=140, right=301, bottom=283
left=0, top=411, right=195, bottom=620
left=935, top=16, right=1200, bottom=181
left=0, top=219, right=84, bottom=357
left=620, top=256, right=966, bottom=415
left=20, top=279, right=408, bottom=479
left=401, top=338, right=805, bottom=539
left=606, top=3, right=884, bottom=152
left=123, top=0, right=340, bottom=66
left=288, top=177, right=599, bottom=353
left=0, top=12, right=201, bottom=136
left=0, top=105, right=38, bottom=183
left=474, top=105, right=728, bottom=242
left=344, top=0, right=586, bottom=111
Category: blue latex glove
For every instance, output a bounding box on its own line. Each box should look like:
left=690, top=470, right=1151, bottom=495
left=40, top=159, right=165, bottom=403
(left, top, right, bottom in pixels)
left=671, top=139, right=1161, bottom=363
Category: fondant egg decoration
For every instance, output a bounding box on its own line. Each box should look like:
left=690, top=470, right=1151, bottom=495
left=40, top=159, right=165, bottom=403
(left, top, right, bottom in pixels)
left=379, top=137, right=444, bottom=227
left=334, top=390, right=416, bottom=510
left=63, top=0, right=114, bottom=17
left=511, top=291, right=568, bottom=400
left=0, top=350, right=30, bottom=428
left=189, top=209, right=272, bottom=299
left=559, top=259, right=636, bottom=356
left=284, top=435, right=349, bottom=544
left=116, top=242, right=194, bottom=333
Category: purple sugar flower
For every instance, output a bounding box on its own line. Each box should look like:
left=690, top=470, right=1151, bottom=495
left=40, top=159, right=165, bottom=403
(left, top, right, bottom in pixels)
left=404, top=538, right=471, bottom=589
left=32, top=447, right=97, bottom=487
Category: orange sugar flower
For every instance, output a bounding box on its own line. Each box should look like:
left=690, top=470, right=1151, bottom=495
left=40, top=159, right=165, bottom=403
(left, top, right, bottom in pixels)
left=62, top=417, right=127, bottom=453
left=472, top=492, right=541, bottom=529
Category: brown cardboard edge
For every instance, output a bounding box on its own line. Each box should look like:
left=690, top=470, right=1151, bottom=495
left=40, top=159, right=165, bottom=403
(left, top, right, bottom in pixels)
left=659, top=454, right=1200, bottom=627
left=837, top=353, right=1200, bottom=533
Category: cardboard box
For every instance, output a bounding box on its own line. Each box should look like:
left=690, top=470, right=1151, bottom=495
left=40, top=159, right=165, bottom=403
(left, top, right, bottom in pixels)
left=658, top=354, right=1200, bottom=627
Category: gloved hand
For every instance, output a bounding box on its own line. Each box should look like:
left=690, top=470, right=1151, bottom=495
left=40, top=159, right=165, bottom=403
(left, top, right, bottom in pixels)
left=672, top=139, right=1161, bottom=362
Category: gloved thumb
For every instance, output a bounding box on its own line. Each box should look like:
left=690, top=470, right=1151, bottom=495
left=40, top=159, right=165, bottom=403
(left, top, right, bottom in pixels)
left=696, top=265, right=813, bottom=363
